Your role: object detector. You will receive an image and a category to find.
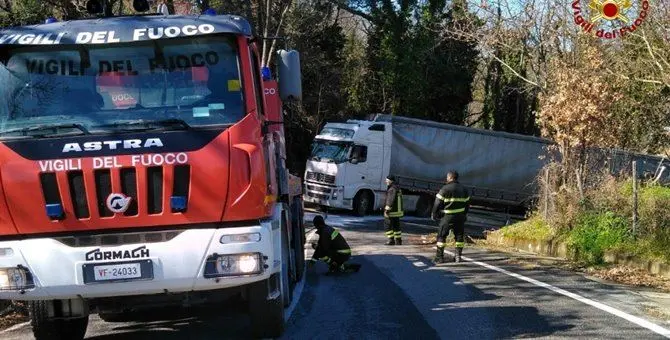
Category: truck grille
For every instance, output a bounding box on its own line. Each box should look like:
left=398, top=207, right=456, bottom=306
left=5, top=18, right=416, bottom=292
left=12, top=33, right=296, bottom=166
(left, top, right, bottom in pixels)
left=306, top=171, right=335, bottom=184
left=39, top=165, right=191, bottom=220
left=306, top=184, right=332, bottom=194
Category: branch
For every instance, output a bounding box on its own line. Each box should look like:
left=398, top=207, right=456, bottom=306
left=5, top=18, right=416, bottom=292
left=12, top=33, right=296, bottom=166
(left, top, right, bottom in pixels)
left=325, top=0, right=373, bottom=22
left=641, top=29, right=664, bottom=73
left=261, top=0, right=272, bottom=66
left=267, top=1, right=291, bottom=67
left=491, top=54, right=542, bottom=88
left=605, top=69, right=665, bottom=85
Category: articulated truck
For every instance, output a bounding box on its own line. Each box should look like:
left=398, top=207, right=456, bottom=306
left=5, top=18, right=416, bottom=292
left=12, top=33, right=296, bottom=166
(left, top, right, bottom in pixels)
left=304, top=114, right=670, bottom=216
left=0, top=3, right=305, bottom=339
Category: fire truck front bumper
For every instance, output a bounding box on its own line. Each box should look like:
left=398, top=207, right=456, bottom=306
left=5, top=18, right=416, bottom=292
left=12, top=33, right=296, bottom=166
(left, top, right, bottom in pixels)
left=0, top=223, right=280, bottom=300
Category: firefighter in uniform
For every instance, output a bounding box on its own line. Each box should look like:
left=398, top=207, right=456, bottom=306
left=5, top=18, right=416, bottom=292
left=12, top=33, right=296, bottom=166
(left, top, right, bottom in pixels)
left=431, top=170, right=470, bottom=263
left=309, top=215, right=361, bottom=274
left=384, top=175, right=404, bottom=245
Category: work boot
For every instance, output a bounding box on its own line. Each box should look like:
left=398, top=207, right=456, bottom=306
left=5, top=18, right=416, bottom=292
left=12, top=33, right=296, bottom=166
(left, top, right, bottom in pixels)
left=433, top=247, right=444, bottom=264
left=395, top=238, right=402, bottom=245
left=385, top=238, right=395, bottom=246
left=343, top=263, right=361, bottom=273
left=454, top=247, right=463, bottom=263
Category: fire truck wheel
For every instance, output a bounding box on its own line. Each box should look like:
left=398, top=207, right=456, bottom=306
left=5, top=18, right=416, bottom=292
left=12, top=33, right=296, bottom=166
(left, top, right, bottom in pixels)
left=29, top=300, right=89, bottom=340
left=280, top=211, right=293, bottom=307
left=248, top=276, right=285, bottom=338
left=292, top=197, right=306, bottom=282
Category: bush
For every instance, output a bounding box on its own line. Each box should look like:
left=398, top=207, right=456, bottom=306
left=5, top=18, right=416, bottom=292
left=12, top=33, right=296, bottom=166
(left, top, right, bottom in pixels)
left=568, top=211, right=631, bottom=264
left=638, top=184, right=670, bottom=235
left=500, top=216, right=554, bottom=241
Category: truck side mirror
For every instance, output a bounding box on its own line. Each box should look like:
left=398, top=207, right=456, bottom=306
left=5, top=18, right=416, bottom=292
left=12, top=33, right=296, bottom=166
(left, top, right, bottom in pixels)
left=350, top=157, right=359, bottom=164
left=277, top=50, right=302, bottom=101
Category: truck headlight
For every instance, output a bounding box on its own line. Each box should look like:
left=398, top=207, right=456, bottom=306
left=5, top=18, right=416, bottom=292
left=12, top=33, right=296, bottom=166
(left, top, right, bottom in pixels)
left=220, top=233, right=261, bottom=244
left=204, top=253, right=264, bottom=278
left=0, top=266, right=34, bottom=291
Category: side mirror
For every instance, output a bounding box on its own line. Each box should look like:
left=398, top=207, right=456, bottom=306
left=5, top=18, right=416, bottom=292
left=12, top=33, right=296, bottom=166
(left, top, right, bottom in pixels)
left=277, top=50, right=302, bottom=101
left=350, top=158, right=359, bottom=164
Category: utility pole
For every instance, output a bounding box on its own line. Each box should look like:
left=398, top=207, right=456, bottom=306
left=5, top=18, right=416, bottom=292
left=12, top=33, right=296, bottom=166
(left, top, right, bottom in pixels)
left=632, top=160, right=638, bottom=239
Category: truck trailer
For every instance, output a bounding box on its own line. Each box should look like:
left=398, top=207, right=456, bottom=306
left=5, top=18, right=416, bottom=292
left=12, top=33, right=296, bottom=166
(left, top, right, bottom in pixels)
left=0, top=3, right=305, bottom=339
left=303, top=114, right=670, bottom=216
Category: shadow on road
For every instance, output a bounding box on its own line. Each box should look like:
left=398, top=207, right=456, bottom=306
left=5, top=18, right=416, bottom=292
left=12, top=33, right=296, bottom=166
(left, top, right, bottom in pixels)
left=84, top=304, right=253, bottom=340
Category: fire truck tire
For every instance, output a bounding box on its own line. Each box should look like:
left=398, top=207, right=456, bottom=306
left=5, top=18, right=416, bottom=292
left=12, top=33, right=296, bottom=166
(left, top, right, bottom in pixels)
left=29, top=300, right=89, bottom=340
left=292, top=197, right=306, bottom=282
left=280, top=211, right=293, bottom=307
left=248, top=276, right=285, bottom=338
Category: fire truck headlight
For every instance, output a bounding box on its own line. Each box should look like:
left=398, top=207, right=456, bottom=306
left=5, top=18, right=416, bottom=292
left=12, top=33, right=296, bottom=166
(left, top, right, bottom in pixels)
left=205, top=253, right=263, bottom=277
left=0, top=267, right=34, bottom=291
left=220, top=233, right=261, bottom=244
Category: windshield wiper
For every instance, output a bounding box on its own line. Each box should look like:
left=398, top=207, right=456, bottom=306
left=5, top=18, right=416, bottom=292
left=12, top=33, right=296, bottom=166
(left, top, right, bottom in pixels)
left=95, top=118, right=191, bottom=131
left=0, top=123, right=91, bottom=138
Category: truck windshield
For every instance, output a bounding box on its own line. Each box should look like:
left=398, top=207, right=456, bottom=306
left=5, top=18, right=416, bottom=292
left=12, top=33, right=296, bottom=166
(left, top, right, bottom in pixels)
left=310, top=140, right=351, bottom=163
left=0, top=35, right=244, bottom=134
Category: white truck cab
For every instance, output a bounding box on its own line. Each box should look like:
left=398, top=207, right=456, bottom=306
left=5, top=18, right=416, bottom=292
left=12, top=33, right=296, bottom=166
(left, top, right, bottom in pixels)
left=303, top=119, right=420, bottom=216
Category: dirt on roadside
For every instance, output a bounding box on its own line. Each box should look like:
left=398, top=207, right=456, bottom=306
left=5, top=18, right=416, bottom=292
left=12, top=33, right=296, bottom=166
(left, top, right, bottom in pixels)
left=474, top=238, right=670, bottom=293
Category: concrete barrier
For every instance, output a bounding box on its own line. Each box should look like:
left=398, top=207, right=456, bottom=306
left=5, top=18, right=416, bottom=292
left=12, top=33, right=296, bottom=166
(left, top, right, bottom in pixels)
left=485, top=231, right=670, bottom=279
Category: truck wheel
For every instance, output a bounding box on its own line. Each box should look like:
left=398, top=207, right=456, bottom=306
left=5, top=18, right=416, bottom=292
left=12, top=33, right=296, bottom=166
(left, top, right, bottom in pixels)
left=414, top=195, right=432, bottom=218
left=29, top=301, right=89, bottom=340
left=353, top=191, right=372, bottom=216
left=248, top=276, right=285, bottom=338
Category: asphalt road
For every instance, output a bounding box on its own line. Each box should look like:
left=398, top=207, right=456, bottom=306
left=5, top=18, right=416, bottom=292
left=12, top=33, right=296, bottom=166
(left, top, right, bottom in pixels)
left=3, top=213, right=670, bottom=339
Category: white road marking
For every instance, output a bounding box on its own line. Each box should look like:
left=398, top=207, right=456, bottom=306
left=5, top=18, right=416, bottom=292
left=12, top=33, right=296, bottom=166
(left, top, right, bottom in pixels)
left=442, top=250, right=670, bottom=338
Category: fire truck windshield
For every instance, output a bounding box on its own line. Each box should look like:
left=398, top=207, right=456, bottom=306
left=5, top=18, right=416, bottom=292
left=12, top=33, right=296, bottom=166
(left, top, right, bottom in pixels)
left=0, top=34, right=244, bottom=135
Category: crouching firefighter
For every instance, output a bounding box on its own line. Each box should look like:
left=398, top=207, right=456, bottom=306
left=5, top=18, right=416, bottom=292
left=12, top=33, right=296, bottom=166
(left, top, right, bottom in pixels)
left=309, top=215, right=361, bottom=274
left=431, top=170, right=470, bottom=263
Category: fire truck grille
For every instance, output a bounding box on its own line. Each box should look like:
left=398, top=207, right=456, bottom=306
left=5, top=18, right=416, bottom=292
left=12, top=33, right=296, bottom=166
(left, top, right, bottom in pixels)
left=38, top=165, right=191, bottom=220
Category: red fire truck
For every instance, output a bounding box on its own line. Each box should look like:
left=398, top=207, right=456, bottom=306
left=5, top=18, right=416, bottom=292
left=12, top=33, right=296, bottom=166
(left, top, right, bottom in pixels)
left=0, top=2, right=305, bottom=338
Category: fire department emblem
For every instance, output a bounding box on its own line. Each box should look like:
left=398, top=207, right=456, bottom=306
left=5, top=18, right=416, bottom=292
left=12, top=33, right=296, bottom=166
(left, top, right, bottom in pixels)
left=572, top=0, right=650, bottom=39
left=106, top=193, right=132, bottom=213
left=589, top=0, right=632, bottom=23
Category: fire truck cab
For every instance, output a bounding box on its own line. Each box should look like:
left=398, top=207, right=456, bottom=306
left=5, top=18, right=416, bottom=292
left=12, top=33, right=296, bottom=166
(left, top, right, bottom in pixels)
left=0, top=3, right=305, bottom=339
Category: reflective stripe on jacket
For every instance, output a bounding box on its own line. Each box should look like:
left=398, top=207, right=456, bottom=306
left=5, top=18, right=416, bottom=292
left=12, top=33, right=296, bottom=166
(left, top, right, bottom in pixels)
left=313, top=225, right=352, bottom=261
left=384, top=185, right=404, bottom=218
left=434, top=181, right=470, bottom=216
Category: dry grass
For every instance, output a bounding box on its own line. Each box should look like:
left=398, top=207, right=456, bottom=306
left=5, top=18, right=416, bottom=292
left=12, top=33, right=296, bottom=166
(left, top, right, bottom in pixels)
left=583, top=265, right=670, bottom=292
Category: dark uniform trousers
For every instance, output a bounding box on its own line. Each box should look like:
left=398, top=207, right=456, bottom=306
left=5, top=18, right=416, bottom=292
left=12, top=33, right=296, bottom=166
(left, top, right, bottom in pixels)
left=437, top=214, right=466, bottom=250
left=385, top=217, right=401, bottom=240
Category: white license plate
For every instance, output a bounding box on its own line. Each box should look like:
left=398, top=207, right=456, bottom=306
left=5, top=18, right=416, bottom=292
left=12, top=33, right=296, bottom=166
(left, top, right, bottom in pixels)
left=93, top=263, right=142, bottom=281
